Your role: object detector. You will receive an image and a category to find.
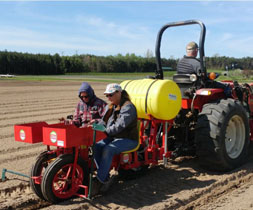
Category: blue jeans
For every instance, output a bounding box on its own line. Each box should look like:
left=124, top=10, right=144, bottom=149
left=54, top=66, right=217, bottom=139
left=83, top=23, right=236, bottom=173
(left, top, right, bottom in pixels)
left=94, top=137, right=138, bottom=183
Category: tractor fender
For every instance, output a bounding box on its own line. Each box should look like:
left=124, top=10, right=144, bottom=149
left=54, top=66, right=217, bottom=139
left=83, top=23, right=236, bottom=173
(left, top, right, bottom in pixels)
left=181, top=88, right=225, bottom=110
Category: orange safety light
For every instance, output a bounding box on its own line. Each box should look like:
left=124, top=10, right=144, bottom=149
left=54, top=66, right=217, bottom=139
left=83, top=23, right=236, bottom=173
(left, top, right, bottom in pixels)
left=209, top=72, right=216, bottom=80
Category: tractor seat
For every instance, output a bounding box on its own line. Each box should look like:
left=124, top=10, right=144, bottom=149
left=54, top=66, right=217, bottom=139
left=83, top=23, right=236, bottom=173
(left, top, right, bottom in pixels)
left=122, top=120, right=141, bottom=154
left=173, top=74, right=197, bottom=98
left=173, top=74, right=197, bottom=84
left=122, top=138, right=140, bottom=154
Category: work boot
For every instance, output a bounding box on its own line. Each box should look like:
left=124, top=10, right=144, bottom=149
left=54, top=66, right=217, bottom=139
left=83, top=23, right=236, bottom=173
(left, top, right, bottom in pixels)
left=91, top=178, right=103, bottom=197
left=100, top=175, right=116, bottom=193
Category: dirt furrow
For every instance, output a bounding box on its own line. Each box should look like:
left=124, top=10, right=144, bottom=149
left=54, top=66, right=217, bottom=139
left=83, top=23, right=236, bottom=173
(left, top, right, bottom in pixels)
left=181, top=167, right=253, bottom=210
left=0, top=108, right=74, bottom=124
left=0, top=152, right=41, bottom=166
left=1, top=80, right=253, bottom=210
left=0, top=104, right=75, bottom=116
left=19, top=159, right=252, bottom=210
left=0, top=142, right=43, bottom=155
left=0, top=181, right=51, bottom=210
left=0, top=98, right=76, bottom=109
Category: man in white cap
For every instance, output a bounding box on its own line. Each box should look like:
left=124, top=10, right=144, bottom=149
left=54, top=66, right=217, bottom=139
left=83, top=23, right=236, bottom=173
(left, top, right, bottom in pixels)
left=91, top=83, right=139, bottom=195
left=177, top=41, right=201, bottom=75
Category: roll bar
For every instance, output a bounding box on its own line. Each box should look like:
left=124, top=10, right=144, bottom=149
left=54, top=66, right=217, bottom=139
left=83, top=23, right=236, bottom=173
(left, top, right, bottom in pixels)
left=155, top=20, right=206, bottom=79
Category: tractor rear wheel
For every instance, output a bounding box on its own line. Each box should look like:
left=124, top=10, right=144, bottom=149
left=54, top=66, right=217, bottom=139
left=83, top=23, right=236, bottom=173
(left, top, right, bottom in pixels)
left=30, top=151, right=56, bottom=200
left=41, top=154, right=88, bottom=203
left=195, top=99, right=250, bottom=171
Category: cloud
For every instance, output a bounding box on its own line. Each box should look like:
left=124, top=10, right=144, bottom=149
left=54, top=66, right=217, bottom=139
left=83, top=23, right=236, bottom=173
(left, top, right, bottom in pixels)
left=0, top=24, right=154, bottom=56
left=205, top=31, right=253, bottom=58
left=75, top=14, right=147, bottom=40
left=1, top=1, right=253, bottom=58
left=221, top=33, right=233, bottom=42
left=226, top=36, right=253, bottom=57
left=204, top=17, right=233, bottom=26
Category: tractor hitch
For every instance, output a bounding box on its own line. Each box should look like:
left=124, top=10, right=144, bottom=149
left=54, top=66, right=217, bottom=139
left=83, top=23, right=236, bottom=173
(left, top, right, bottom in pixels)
left=1, top=168, right=29, bottom=182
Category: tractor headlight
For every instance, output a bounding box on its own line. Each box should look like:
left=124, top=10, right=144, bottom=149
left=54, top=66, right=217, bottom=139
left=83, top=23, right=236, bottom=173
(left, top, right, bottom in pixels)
left=189, top=74, right=197, bottom=82
left=199, top=90, right=212, bottom=95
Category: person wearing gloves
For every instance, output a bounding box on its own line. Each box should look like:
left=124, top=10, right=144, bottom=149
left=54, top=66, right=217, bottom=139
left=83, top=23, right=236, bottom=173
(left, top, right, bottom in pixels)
left=71, top=82, right=107, bottom=127
left=92, top=83, right=139, bottom=195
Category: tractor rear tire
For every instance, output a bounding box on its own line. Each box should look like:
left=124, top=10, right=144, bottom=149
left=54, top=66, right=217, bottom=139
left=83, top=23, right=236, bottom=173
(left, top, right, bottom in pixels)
left=30, top=151, right=56, bottom=200
left=195, top=99, right=250, bottom=171
left=41, top=154, right=89, bottom=203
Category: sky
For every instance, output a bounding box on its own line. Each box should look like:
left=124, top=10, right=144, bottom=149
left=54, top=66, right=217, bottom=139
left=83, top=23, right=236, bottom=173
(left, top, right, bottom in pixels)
left=0, top=1, right=253, bottom=59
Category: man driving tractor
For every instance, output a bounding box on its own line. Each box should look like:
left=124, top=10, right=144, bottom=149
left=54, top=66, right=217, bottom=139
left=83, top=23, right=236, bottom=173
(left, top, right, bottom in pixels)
left=177, top=41, right=200, bottom=75
left=177, top=41, right=232, bottom=97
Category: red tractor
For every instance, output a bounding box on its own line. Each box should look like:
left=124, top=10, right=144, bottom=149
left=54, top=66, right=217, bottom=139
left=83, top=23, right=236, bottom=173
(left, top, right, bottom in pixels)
left=13, top=20, right=253, bottom=203
left=154, top=20, right=253, bottom=171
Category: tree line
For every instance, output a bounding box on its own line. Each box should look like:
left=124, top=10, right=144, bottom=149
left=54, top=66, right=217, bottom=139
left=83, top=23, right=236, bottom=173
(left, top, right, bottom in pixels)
left=0, top=50, right=252, bottom=75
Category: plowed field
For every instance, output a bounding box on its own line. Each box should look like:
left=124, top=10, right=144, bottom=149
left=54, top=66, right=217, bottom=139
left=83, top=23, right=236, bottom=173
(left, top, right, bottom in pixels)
left=1, top=80, right=253, bottom=210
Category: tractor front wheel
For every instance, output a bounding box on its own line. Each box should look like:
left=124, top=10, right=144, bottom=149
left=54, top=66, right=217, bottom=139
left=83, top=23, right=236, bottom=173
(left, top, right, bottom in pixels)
left=41, top=154, right=88, bottom=203
left=195, top=99, right=250, bottom=171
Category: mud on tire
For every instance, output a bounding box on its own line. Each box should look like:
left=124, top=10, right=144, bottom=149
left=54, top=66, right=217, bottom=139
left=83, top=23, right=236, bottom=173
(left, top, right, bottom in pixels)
left=195, top=98, right=250, bottom=171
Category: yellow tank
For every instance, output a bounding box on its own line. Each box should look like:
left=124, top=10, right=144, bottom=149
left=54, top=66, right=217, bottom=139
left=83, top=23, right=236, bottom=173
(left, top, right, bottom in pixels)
left=120, top=79, right=182, bottom=120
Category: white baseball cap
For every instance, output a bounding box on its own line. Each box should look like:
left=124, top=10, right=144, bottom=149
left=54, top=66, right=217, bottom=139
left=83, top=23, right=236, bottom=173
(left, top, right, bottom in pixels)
left=104, top=83, right=122, bottom=94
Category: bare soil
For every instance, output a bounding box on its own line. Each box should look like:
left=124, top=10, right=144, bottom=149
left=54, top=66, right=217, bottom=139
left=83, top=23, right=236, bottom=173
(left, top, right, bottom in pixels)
left=1, top=79, right=253, bottom=210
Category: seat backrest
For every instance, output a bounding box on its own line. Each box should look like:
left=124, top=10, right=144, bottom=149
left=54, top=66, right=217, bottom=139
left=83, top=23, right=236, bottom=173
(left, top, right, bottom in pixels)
left=173, top=74, right=197, bottom=99
left=173, top=74, right=195, bottom=84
